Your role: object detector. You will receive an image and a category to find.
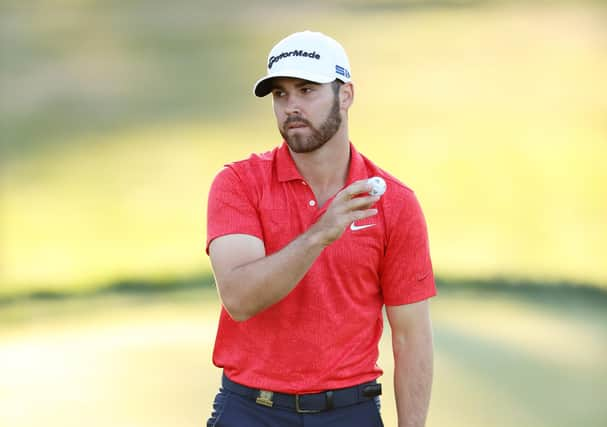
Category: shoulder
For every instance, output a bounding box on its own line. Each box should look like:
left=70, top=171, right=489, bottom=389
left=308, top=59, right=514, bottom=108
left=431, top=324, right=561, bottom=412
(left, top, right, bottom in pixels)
left=230, top=147, right=277, bottom=169
left=224, top=147, right=277, bottom=176
left=358, top=153, right=426, bottom=234
left=212, top=147, right=278, bottom=185
left=359, top=153, right=417, bottom=203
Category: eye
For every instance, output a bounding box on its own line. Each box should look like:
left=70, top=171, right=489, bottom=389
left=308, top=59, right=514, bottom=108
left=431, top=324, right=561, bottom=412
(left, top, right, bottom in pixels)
left=272, top=89, right=286, bottom=98
left=301, top=87, right=313, bottom=94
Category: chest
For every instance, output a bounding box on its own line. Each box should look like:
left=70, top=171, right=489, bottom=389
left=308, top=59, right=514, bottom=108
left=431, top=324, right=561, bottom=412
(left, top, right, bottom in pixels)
left=256, top=181, right=386, bottom=276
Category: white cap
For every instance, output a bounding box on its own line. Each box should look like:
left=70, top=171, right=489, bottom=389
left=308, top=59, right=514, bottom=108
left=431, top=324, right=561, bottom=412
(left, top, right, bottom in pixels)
left=253, top=31, right=352, bottom=97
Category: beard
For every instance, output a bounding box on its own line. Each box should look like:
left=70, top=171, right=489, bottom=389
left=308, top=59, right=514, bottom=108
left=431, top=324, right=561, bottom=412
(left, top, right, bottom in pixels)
left=279, top=94, right=342, bottom=154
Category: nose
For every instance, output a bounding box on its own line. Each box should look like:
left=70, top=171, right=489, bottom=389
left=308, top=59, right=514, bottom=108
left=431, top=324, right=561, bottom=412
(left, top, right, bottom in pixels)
left=284, top=95, right=301, bottom=116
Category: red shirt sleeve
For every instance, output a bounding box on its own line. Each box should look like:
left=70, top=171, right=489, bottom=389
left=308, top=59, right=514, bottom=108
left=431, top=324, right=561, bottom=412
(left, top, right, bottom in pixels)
left=379, top=190, right=437, bottom=305
left=206, top=165, right=263, bottom=254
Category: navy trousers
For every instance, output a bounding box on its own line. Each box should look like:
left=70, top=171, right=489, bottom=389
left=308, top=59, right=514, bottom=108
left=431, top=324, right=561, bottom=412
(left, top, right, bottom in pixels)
left=206, top=386, right=384, bottom=427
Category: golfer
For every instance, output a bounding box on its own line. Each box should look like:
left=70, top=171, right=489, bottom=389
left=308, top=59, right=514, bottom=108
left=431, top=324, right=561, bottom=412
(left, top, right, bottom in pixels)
left=205, top=30, right=436, bottom=427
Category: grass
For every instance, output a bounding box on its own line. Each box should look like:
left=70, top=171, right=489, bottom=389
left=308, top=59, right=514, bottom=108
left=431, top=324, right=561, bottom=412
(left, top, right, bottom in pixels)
left=1, top=0, right=606, bottom=296
left=0, top=288, right=605, bottom=427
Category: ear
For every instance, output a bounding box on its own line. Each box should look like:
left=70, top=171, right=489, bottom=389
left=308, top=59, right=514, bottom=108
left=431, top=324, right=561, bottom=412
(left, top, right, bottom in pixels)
left=340, top=82, right=354, bottom=110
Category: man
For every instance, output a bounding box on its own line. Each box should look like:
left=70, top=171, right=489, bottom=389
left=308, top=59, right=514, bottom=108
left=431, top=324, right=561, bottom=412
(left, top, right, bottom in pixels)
left=205, top=31, right=436, bottom=427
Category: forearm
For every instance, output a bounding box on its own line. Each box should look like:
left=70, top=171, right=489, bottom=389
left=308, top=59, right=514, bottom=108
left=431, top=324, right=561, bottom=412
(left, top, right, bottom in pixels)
left=393, top=330, right=434, bottom=427
left=212, top=179, right=379, bottom=322
left=217, top=228, right=325, bottom=321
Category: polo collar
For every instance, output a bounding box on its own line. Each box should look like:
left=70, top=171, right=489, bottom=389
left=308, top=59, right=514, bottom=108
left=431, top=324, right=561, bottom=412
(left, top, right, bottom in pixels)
left=345, top=143, right=369, bottom=185
left=276, top=141, right=369, bottom=184
left=276, top=141, right=302, bottom=182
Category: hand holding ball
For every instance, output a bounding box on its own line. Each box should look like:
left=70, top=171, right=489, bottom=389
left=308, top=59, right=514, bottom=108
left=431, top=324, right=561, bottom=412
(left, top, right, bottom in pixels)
left=367, top=177, right=386, bottom=197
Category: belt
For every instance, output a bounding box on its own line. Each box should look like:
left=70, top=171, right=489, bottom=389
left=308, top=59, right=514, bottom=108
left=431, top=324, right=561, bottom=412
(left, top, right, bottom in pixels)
left=221, top=373, right=382, bottom=414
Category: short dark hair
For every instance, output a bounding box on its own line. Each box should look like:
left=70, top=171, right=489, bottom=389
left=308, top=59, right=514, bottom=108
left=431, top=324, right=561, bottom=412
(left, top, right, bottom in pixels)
left=331, top=79, right=343, bottom=95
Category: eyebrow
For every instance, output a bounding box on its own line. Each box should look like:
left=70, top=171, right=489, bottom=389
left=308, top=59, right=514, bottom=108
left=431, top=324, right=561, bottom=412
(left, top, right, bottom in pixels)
left=271, top=80, right=320, bottom=91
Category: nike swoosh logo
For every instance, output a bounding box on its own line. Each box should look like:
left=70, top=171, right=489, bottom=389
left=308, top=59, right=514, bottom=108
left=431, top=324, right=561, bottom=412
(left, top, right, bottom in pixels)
left=350, top=222, right=376, bottom=231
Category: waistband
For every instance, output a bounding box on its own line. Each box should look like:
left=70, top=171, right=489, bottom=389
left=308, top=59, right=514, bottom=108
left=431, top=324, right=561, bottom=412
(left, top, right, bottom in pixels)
left=221, top=373, right=382, bottom=414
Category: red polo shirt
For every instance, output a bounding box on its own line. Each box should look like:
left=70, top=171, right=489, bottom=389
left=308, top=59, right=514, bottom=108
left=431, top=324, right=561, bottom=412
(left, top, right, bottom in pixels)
left=206, top=142, right=436, bottom=394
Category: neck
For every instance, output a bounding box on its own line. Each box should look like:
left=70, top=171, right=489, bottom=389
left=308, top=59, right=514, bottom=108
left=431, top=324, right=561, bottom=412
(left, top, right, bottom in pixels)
left=288, top=126, right=351, bottom=206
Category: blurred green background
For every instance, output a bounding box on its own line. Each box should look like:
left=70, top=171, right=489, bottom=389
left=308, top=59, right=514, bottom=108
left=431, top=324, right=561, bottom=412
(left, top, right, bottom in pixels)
left=1, top=0, right=606, bottom=426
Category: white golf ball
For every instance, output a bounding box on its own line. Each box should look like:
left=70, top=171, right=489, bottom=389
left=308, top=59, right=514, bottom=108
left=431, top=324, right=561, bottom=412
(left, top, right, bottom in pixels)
left=367, top=176, right=386, bottom=197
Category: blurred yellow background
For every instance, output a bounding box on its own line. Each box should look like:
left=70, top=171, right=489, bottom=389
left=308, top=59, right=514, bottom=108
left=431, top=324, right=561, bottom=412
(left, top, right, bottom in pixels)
left=1, top=0, right=606, bottom=426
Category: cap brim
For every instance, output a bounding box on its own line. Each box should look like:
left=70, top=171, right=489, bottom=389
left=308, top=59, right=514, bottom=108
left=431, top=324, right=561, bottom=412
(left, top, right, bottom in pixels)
left=253, top=70, right=335, bottom=97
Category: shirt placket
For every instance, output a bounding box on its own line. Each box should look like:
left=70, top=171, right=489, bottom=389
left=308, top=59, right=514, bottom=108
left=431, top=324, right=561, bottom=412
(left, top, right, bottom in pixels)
left=295, top=179, right=331, bottom=226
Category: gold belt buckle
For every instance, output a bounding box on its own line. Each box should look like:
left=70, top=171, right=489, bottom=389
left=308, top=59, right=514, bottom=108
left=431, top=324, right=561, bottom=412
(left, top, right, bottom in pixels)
left=256, top=390, right=274, bottom=408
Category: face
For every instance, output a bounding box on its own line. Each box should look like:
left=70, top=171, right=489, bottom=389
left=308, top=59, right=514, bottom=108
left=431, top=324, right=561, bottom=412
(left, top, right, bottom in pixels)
left=271, top=78, right=342, bottom=153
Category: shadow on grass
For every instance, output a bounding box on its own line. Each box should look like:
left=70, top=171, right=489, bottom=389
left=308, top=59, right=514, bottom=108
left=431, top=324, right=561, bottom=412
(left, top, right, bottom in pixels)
left=0, top=273, right=216, bottom=307
left=1, top=273, right=605, bottom=309
left=436, top=276, right=607, bottom=307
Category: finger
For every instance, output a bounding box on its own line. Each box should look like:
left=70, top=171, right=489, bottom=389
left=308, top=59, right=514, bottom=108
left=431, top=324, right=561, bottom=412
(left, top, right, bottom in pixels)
left=337, top=180, right=373, bottom=200
left=350, top=208, right=379, bottom=222
left=346, top=195, right=380, bottom=211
